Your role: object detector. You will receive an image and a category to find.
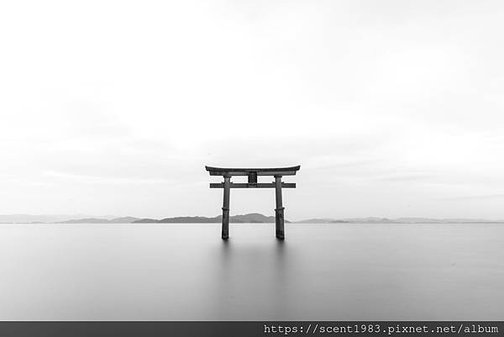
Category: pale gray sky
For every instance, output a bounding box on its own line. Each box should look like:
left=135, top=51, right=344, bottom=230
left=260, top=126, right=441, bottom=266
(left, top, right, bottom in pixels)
left=1, top=0, right=504, bottom=220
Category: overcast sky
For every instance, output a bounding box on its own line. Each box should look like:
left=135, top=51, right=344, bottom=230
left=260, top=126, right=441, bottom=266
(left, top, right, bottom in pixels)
left=1, top=0, right=504, bottom=220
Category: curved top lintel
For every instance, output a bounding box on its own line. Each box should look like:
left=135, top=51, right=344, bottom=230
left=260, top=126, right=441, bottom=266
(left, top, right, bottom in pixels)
left=205, top=165, right=300, bottom=176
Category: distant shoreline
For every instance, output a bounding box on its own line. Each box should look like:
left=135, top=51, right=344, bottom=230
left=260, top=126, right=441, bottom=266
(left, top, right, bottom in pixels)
left=1, top=213, right=504, bottom=224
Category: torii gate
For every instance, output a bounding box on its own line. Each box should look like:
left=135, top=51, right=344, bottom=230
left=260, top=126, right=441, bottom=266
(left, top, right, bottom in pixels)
left=205, top=165, right=300, bottom=240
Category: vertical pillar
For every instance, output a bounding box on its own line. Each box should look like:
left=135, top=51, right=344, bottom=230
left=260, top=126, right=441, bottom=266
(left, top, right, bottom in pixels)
left=274, top=175, right=285, bottom=240
left=222, top=175, right=231, bottom=240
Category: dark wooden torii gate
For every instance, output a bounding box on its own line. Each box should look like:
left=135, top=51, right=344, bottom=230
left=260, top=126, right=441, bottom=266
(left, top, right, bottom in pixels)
left=205, top=165, right=300, bottom=240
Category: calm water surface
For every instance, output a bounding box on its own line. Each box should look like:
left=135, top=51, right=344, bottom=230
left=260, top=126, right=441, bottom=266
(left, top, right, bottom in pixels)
left=0, top=223, right=503, bottom=320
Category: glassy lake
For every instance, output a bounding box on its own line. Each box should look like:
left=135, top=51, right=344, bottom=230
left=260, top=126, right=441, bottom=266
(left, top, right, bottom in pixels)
left=0, top=223, right=503, bottom=320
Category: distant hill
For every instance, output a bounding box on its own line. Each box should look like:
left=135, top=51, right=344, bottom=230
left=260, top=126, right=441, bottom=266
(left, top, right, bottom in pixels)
left=59, top=217, right=140, bottom=224
left=343, top=217, right=393, bottom=223
left=295, top=217, right=504, bottom=224
left=108, top=217, right=140, bottom=223
left=60, top=218, right=109, bottom=224
left=228, top=213, right=278, bottom=223
left=133, top=213, right=282, bottom=224
left=56, top=215, right=504, bottom=224
left=0, top=214, right=110, bottom=224
left=133, top=218, right=159, bottom=223
left=158, top=216, right=220, bottom=223
left=1, top=214, right=280, bottom=224
left=297, top=218, right=348, bottom=224
left=2, top=214, right=504, bottom=224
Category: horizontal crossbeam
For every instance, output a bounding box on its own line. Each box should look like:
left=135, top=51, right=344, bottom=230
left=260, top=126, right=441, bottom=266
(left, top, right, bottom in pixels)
left=210, top=182, right=296, bottom=189
left=205, top=165, right=300, bottom=177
